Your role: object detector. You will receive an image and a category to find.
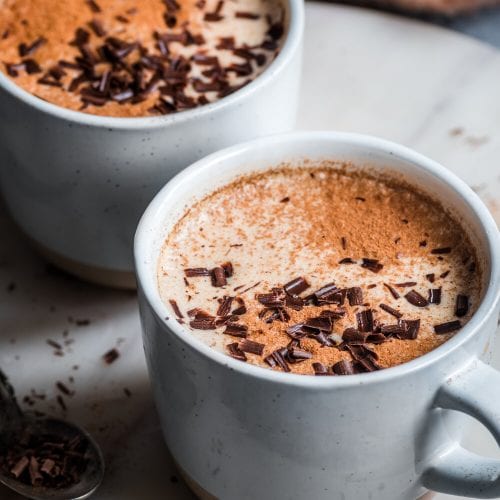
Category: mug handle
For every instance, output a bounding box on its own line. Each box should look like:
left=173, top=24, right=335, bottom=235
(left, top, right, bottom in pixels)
left=422, top=359, right=500, bottom=498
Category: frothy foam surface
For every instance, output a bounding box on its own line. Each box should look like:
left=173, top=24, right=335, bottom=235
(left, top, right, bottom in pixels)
left=0, top=0, right=284, bottom=116
left=158, top=166, right=482, bottom=375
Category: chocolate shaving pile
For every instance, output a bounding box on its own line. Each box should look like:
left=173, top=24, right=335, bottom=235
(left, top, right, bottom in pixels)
left=0, top=426, right=89, bottom=488
left=175, top=236, right=471, bottom=375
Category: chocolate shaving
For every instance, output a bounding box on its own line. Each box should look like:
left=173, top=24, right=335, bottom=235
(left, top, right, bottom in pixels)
left=86, top=0, right=101, bottom=12
left=397, top=319, right=420, bottom=339
left=440, top=270, right=450, bottom=279
left=265, top=348, right=290, bottom=372
left=256, top=288, right=286, bottom=308
left=311, top=331, right=335, bottom=347
left=320, top=308, right=345, bottom=319
left=24, top=59, right=42, bottom=74
left=426, top=273, right=435, bottom=283
left=434, top=320, right=461, bottom=335
left=259, top=307, right=290, bottom=324
left=103, top=348, right=119, bottom=364
left=216, top=296, right=234, bottom=317
left=227, top=343, right=246, bottom=361
left=286, top=347, right=312, bottom=362
left=235, top=11, right=260, bottom=19
left=384, top=283, right=400, bottom=300
left=312, top=283, right=344, bottom=305
left=339, top=258, right=356, bottom=264
left=47, top=339, right=63, bottom=350
left=285, top=294, right=304, bottom=311
left=211, top=267, right=227, bottom=287
left=455, top=294, right=469, bottom=317
left=379, top=303, right=402, bottom=318
left=332, top=360, right=357, bottom=375
left=356, top=309, right=373, bottom=332
left=285, top=323, right=309, bottom=340
left=361, top=258, right=383, bottom=273
left=56, top=382, right=73, bottom=397
left=184, top=267, right=210, bottom=277
left=380, top=324, right=405, bottom=337
left=89, top=19, right=106, bottom=37
left=231, top=297, right=247, bottom=315
left=404, top=290, right=429, bottom=307
left=284, top=277, right=309, bottom=296
left=428, top=288, right=442, bottom=304
left=431, top=247, right=452, bottom=254
left=10, top=457, right=29, bottom=479
left=169, top=299, right=183, bottom=319
left=342, top=328, right=369, bottom=344
left=238, top=339, right=264, bottom=355
left=356, top=355, right=381, bottom=372
left=18, top=37, right=46, bottom=57
left=221, top=261, right=233, bottom=277
left=347, top=287, right=363, bottom=306
left=204, top=0, right=225, bottom=21
left=267, top=22, right=284, bottom=40
left=28, top=457, right=42, bottom=486
left=395, top=281, right=417, bottom=287
left=190, top=316, right=217, bottom=330
left=223, top=323, right=248, bottom=338
left=263, top=354, right=277, bottom=368
left=312, top=362, right=330, bottom=375
left=304, top=316, right=333, bottom=333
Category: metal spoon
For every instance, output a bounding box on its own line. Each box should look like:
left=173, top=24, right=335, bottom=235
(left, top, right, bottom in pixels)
left=0, top=370, right=104, bottom=500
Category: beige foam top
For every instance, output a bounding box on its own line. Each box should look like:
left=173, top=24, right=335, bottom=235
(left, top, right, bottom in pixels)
left=158, top=165, right=482, bottom=375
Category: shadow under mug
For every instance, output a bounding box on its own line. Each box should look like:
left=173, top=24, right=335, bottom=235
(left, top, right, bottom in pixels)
left=135, top=132, right=500, bottom=499
left=0, top=0, right=303, bottom=289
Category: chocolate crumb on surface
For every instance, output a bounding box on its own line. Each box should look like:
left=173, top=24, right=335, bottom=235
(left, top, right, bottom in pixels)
left=103, top=348, right=119, bottom=364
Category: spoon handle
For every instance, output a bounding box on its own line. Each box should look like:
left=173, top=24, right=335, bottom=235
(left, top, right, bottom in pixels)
left=0, top=369, right=24, bottom=438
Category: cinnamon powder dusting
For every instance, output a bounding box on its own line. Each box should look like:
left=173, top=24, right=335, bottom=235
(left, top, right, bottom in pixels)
left=158, top=164, right=482, bottom=375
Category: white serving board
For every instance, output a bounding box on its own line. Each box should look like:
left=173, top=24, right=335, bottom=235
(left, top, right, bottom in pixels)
left=1, top=3, right=499, bottom=499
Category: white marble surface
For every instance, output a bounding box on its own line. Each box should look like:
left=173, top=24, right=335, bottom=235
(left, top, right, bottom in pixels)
left=1, top=3, right=499, bottom=499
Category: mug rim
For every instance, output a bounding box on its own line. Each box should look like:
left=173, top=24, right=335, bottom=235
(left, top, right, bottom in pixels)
left=0, top=0, right=303, bottom=130
left=134, top=131, right=500, bottom=388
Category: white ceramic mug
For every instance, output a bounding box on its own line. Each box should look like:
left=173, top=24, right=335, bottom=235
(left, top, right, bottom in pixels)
left=134, top=132, right=500, bottom=500
left=0, top=0, right=303, bottom=288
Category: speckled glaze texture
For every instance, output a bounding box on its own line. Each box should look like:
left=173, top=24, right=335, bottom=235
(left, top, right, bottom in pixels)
left=0, top=0, right=303, bottom=282
left=135, top=133, right=500, bottom=500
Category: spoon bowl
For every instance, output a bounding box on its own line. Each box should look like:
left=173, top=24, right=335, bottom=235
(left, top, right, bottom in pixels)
left=0, top=370, right=104, bottom=500
left=0, top=416, right=104, bottom=500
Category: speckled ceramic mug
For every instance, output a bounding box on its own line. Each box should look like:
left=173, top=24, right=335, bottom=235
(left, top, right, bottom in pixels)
left=135, top=132, right=500, bottom=500
left=0, top=0, right=303, bottom=289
